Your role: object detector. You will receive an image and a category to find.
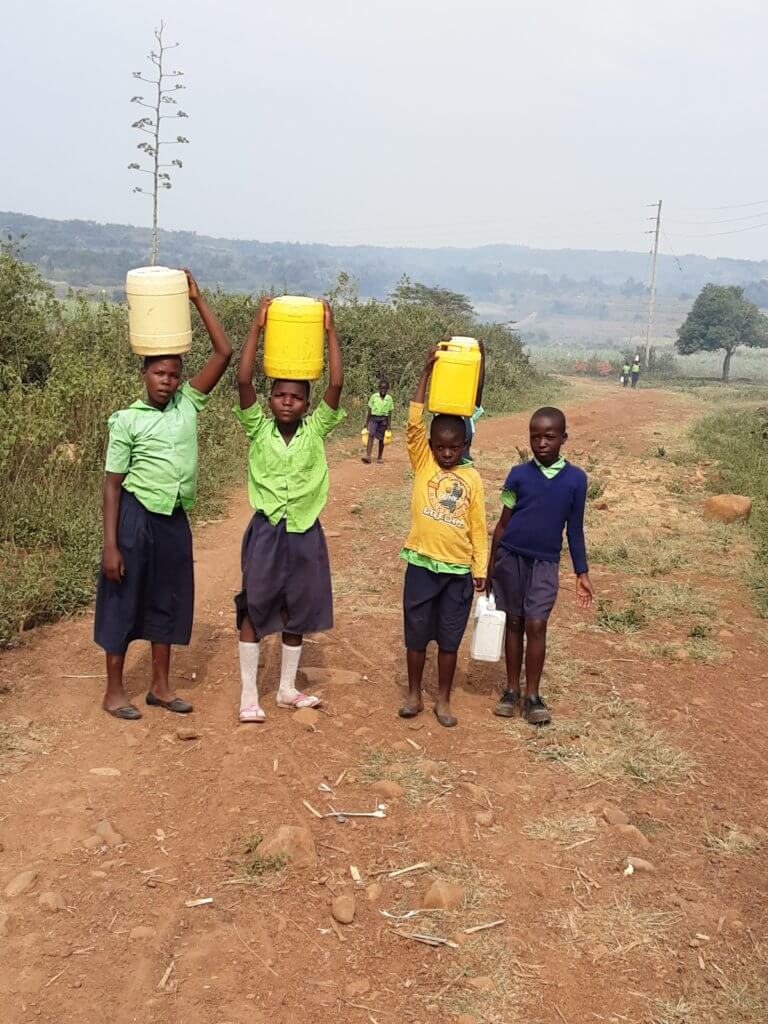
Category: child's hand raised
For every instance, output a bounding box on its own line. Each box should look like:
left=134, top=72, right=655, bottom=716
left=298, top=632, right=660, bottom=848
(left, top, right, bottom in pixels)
left=183, top=268, right=201, bottom=301
left=254, top=297, right=272, bottom=330
left=576, top=573, right=593, bottom=608
left=424, top=346, right=439, bottom=374
left=320, top=299, right=334, bottom=331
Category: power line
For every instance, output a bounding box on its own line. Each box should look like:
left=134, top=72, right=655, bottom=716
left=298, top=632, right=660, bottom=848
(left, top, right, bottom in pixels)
left=661, top=228, right=684, bottom=273
left=680, top=198, right=768, bottom=211
left=671, top=220, right=768, bottom=239
left=668, top=210, right=768, bottom=226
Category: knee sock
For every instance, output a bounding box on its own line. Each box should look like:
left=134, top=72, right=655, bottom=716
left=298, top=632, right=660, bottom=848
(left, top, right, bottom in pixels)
left=238, top=641, right=260, bottom=708
left=277, top=643, right=302, bottom=700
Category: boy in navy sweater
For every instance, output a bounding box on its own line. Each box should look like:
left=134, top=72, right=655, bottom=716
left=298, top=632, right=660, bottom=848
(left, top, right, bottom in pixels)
left=487, top=407, right=593, bottom=724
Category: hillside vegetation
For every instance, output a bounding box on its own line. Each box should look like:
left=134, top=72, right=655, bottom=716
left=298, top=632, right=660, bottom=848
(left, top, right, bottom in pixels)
left=0, top=248, right=541, bottom=646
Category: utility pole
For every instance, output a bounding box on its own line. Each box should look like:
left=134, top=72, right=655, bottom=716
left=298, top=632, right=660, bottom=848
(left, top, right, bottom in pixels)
left=644, top=199, right=662, bottom=366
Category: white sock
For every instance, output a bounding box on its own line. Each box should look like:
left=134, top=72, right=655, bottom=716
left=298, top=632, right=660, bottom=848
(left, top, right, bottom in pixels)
left=239, top=641, right=260, bottom=709
left=277, top=643, right=303, bottom=700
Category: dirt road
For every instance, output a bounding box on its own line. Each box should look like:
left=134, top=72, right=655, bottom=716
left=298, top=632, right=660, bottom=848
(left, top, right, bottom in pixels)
left=2, top=381, right=767, bottom=1024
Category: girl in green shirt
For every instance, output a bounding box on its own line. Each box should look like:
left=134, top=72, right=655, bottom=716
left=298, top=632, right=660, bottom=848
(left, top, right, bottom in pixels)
left=94, top=271, right=232, bottom=720
left=363, top=379, right=394, bottom=464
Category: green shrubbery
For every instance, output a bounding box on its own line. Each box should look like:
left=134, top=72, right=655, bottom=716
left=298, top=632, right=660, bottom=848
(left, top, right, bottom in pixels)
left=692, top=405, right=768, bottom=616
left=0, top=250, right=541, bottom=645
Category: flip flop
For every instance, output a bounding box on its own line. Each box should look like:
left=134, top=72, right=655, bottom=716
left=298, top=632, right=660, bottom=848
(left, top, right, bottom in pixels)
left=433, top=707, right=458, bottom=728
left=398, top=703, right=423, bottom=719
left=146, top=693, right=194, bottom=714
left=239, top=703, right=266, bottom=723
left=104, top=705, right=142, bottom=721
left=276, top=692, right=321, bottom=710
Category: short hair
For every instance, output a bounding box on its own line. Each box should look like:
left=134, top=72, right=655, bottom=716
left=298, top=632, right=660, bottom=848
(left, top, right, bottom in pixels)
left=142, top=354, right=183, bottom=371
left=271, top=378, right=311, bottom=401
left=530, top=406, right=567, bottom=432
left=378, top=378, right=389, bottom=388
left=430, top=413, right=465, bottom=443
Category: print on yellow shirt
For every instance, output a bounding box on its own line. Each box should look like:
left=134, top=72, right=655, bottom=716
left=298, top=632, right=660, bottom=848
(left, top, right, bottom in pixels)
left=426, top=471, right=470, bottom=527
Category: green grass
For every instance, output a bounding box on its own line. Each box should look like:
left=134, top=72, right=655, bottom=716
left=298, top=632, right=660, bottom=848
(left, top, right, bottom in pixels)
left=242, top=835, right=288, bottom=878
left=595, top=599, right=646, bottom=633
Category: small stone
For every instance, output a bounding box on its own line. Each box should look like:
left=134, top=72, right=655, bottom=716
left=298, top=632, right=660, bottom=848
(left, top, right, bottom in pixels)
left=124, top=734, right=140, bottom=748
left=391, top=741, right=414, bottom=754
left=4, top=870, right=38, bottom=898
left=350, top=504, right=363, bottom=515
left=467, top=976, right=493, bottom=992
left=728, top=919, right=745, bottom=934
left=603, top=805, right=630, bottom=826
left=94, top=820, right=123, bottom=847
left=38, top=891, right=67, bottom=912
left=625, top=857, right=655, bottom=874
left=593, top=500, right=609, bottom=511
left=89, top=767, right=121, bottom=777
left=370, top=780, right=405, bottom=800
left=129, top=926, right=157, bottom=941
left=176, top=728, right=199, bottom=741
left=418, top=760, right=440, bottom=778
left=257, top=826, right=317, bottom=868
left=0, top=911, right=16, bottom=937
left=82, top=836, right=102, bottom=850
left=354, top=726, right=372, bottom=738
left=344, top=978, right=370, bottom=998
left=292, top=708, right=320, bottom=729
left=704, top=495, right=752, bottom=524
left=422, top=880, right=464, bottom=911
left=89, top=871, right=108, bottom=880
left=459, top=782, right=488, bottom=805
left=331, top=894, right=356, bottom=924
left=474, top=811, right=494, bottom=827
left=366, top=882, right=383, bottom=903
left=613, top=824, right=651, bottom=849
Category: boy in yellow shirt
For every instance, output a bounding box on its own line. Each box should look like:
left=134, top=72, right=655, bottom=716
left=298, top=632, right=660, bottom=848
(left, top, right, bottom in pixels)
left=399, top=349, right=488, bottom=727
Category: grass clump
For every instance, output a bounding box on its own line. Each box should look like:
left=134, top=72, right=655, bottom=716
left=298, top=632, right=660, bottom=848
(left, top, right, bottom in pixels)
left=630, top=582, right=714, bottom=619
left=360, top=748, right=453, bottom=806
left=242, top=835, right=288, bottom=879
left=436, top=857, right=507, bottom=911
left=595, top=598, right=646, bottom=633
left=523, top=814, right=597, bottom=845
left=555, top=895, right=682, bottom=964
left=705, top=825, right=761, bottom=856
left=0, top=720, right=52, bottom=774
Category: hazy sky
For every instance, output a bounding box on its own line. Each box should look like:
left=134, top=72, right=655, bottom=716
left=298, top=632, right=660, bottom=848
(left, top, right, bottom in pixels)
left=5, top=0, right=768, bottom=260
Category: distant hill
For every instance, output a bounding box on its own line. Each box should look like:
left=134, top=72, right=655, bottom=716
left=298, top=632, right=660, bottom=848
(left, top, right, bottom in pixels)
left=6, top=209, right=768, bottom=305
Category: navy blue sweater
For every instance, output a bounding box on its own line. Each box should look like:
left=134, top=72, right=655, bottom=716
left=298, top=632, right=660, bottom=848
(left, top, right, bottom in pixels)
left=499, top=461, right=588, bottom=574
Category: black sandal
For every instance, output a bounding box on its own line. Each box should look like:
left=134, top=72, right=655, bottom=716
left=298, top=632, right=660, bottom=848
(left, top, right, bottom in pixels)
left=493, top=690, right=520, bottom=718
left=146, top=693, right=193, bottom=714
left=105, top=705, right=142, bottom=721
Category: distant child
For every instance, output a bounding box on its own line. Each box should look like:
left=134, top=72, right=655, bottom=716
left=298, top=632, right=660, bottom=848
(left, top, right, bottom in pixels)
left=94, top=270, right=233, bottom=720
left=233, top=297, right=344, bottom=722
left=462, top=339, right=486, bottom=461
left=399, top=348, right=488, bottom=728
left=621, top=362, right=630, bottom=388
left=363, top=378, right=393, bottom=464
left=630, top=355, right=641, bottom=389
left=487, top=407, right=593, bottom=724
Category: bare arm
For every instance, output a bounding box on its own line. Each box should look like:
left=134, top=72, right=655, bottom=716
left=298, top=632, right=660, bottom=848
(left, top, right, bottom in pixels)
left=102, top=473, right=126, bottom=583
left=321, top=300, right=343, bottom=411
left=476, top=339, right=486, bottom=406
left=237, top=298, right=270, bottom=411
left=486, top=506, right=512, bottom=595
left=184, top=270, right=233, bottom=395
left=414, top=347, right=438, bottom=403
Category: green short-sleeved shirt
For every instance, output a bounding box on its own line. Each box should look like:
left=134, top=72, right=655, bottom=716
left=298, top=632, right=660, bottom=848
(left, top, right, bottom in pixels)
left=369, top=393, right=394, bottom=416
left=104, top=382, right=209, bottom=515
left=501, top=456, right=566, bottom=509
left=233, top=399, right=346, bottom=532
left=399, top=548, right=470, bottom=575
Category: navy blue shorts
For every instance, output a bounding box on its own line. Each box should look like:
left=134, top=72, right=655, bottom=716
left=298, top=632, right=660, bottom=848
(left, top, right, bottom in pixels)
left=235, top=514, right=333, bottom=638
left=492, top=548, right=559, bottom=621
left=94, top=490, right=194, bottom=655
left=402, top=564, right=474, bottom=653
left=367, top=415, right=388, bottom=441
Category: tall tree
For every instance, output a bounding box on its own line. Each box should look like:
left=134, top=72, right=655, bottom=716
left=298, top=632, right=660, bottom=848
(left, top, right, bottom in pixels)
left=390, top=274, right=475, bottom=321
left=128, top=22, right=190, bottom=265
left=676, top=284, right=768, bottom=382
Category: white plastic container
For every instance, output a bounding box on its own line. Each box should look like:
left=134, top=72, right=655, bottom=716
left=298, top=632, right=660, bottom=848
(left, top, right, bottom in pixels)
left=126, top=266, right=192, bottom=356
left=469, top=593, right=506, bottom=662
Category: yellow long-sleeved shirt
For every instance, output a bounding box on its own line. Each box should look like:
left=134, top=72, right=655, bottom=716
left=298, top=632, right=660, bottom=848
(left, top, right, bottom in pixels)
left=403, top=403, right=488, bottom=577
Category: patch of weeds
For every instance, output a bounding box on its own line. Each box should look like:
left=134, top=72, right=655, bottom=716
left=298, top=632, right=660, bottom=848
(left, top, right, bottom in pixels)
left=653, top=981, right=768, bottom=1024
left=689, top=623, right=711, bottom=640
left=630, top=582, right=715, bottom=619
left=668, top=480, right=685, bottom=496
left=654, top=445, right=667, bottom=458
left=651, top=997, right=695, bottom=1024
left=242, top=835, right=288, bottom=878
left=0, top=720, right=52, bottom=773
left=523, top=813, right=597, bottom=845
left=360, top=749, right=454, bottom=806
left=705, top=825, right=761, bottom=856
left=595, top=598, right=646, bottom=633
left=687, top=636, right=726, bottom=664
left=440, top=932, right=526, bottom=1024
left=555, top=895, right=682, bottom=964
left=436, top=857, right=507, bottom=911
left=587, top=478, right=606, bottom=500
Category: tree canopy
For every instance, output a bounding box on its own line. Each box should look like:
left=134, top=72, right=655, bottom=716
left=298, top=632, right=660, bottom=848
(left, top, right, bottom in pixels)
left=390, top=275, right=475, bottom=321
left=676, top=284, right=768, bottom=381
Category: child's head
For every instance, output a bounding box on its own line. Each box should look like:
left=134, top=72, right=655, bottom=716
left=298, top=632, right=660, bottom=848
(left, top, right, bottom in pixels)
left=529, top=407, right=567, bottom=466
left=430, top=414, right=465, bottom=470
left=269, top=378, right=310, bottom=426
left=378, top=378, right=389, bottom=397
left=141, top=355, right=183, bottom=406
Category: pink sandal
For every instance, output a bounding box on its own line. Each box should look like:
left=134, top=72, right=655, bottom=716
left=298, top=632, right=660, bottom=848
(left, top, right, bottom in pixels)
left=239, top=703, right=266, bottom=723
left=276, top=692, right=321, bottom=710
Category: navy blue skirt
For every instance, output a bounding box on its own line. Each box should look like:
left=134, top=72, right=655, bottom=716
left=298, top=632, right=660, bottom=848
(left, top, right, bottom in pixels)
left=235, top=514, right=333, bottom=638
left=403, top=563, right=473, bottom=653
left=94, top=490, right=194, bottom=655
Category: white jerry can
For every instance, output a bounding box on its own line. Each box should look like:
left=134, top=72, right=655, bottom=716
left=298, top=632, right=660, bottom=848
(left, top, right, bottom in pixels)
left=469, top=593, right=507, bottom=662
